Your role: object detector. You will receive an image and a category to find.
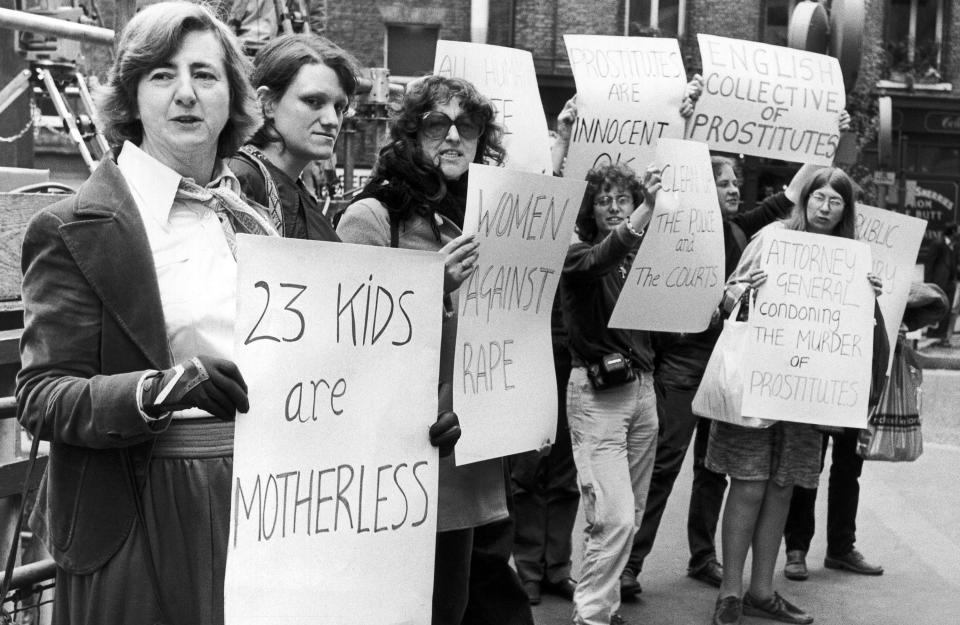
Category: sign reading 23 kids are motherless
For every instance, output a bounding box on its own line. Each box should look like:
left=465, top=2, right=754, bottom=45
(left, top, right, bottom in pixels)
left=226, top=236, right=444, bottom=625
left=744, top=229, right=874, bottom=428
left=454, top=164, right=585, bottom=465
left=687, top=34, right=845, bottom=166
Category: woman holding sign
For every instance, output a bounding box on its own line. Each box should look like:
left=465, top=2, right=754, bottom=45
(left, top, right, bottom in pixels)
left=15, top=4, right=271, bottom=624
left=228, top=33, right=360, bottom=241
left=707, top=167, right=885, bottom=625
left=337, top=75, right=512, bottom=625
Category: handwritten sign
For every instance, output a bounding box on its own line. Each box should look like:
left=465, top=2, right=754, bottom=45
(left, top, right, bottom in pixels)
left=454, top=164, right=585, bottom=465
left=742, top=228, right=874, bottom=428
left=562, top=34, right=687, bottom=180
left=434, top=40, right=552, bottom=174
left=608, top=138, right=725, bottom=331
left=856, top=204, right=926, bottom=373
left=226, top=236, right=444, bottom=625
left=687, top=34, right=845, bottom=166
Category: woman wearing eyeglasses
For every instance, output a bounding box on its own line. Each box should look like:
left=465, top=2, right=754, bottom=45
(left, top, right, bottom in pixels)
left=707, top=167, right=886, bottom=625
left=337, top=75, right=509, bottom=625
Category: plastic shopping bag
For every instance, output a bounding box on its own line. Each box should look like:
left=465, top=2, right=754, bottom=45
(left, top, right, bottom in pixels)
left=692, top=300, right=773, bottom=428
left=857, top=334, right=923, bottom=461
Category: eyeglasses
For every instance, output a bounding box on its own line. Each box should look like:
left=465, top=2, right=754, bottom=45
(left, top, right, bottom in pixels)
left=420, top=111, right=484, bottom=141
left=810, top=192, right=844, bottom=210
left=594, top=194, right=634, bottom=209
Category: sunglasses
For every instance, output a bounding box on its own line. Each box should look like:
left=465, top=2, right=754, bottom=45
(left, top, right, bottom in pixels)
left=420, top=111, right=484, bottom=141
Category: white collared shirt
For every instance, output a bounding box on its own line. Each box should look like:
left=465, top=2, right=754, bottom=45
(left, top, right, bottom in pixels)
left=118, top=141, right=236, bottom=419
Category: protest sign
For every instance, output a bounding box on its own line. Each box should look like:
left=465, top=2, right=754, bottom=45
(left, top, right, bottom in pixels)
left=562, top=34, right=687, bottom=180
left=856, top=204, right=927, bottom=373
left=434, top=40, right=552, bottom=174
left=687, top=34, right=845, bottom=166
left=741, top=228, right=874, bottom=428
left=454, top=164, right=585, bottom=465
left=608, top=138, right=725, bottom=331
left=226, top=235, right=444, bottom=625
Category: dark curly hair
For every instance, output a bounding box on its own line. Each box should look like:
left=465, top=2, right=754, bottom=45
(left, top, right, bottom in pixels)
left=354, top=75, right=506, bottom=232
left=248, top=33, right=361, bottom=149
left=575, top=163, right=644, bottom=243
left=95, top=1, right=259, bottom=159
left=784, top=167, right=857, bottom=239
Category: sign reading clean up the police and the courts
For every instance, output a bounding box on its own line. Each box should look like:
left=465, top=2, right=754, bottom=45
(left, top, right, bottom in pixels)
left=453, top=164, right=585, bottom=466
left=855, top=204, right=927, bottom=373
left=434, top=40, right=553, bottom=174
left=562, top=34, right=688, bottom=180
left=225, top=235, right=443, bottom=625
left=740, top=228, right=875, bottom=428
left=608, top=138, right=725, bottom=332
left=687, top=34, right=845, bottom=166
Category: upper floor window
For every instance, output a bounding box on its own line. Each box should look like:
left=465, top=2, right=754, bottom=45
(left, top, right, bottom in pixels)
left=761, top=0, right=801, bottom=46
left=885, top=0, right=946, bottom=80
left=385, top=24, right=439, bottom=78
left=626, top=0, right=685, bottom=38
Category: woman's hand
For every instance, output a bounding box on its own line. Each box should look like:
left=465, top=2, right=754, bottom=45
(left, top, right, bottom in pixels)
left=839, top=109, right=851, bottom=132
left=745, top=268, right=768, bottom=290
left=867, top=272, right=883, bottom=297
left=552, top=96, right=578, bottom=175
left=440, top=233, right=480, bottom=294
left=680, top=74, right=703, bottom=119
left=629, top=166, right=662, bottom=234
left=429, top=410, right=461, bottom=457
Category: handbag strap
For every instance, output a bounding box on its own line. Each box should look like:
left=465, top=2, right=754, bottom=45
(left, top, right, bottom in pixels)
left=0, top=428, right=42, bottom=618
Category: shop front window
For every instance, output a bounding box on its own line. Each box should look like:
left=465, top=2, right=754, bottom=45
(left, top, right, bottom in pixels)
left=885, top=0, right=946, bottom=80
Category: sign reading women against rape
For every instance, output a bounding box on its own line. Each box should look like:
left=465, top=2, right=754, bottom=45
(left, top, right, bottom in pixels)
left=226, top=236, right=444, bottom=625
left=687, top=35, right=845, bottom=166
left=562, top=35, right=687, bottom=180
left=434, top=41, right=552, bottom=174
left=856, top=204, right=927, bottom=373
left=453, top=164, right=585, bottom=465
left=742, top=228, right=875, bottom=428
left=608, top=139, right=724, bottom=332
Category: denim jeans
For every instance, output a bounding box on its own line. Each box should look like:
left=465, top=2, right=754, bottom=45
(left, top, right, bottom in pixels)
left=567, top=368, right=659, bottom=625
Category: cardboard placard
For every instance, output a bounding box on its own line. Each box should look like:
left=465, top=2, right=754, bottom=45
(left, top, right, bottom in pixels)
left=434, top=40, right=552, bottom=174
left=687, top=34, right=845, bottom=166
left=226, top=236, right=444, bottom=625
left=742, top=228, right=874, bottom=427
left=855, top=204, right=927, bottom=373
left=453, top=164, right=585, bottom=465
left=562, top=34, right=687, bottom=180
left=608, top=138, right=725, bottom=331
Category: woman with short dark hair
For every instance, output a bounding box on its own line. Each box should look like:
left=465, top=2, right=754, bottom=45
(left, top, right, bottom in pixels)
left=17, top=3, right=274, bottom=623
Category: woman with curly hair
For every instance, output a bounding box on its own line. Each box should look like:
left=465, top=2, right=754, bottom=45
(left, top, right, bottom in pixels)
left=337, top=75, right=511, bottom=625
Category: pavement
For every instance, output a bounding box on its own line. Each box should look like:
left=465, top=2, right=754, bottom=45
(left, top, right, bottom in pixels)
left=914, top=334, right=960, bottom=370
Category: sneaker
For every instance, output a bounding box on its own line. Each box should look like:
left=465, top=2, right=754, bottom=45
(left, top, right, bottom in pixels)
left=784, top=550, right=808, bottom=581
left=824, top=549, right=883, bottom=575
left=711, top=595, right=742, bottom=625
left=742, top=591, right=813, bottom=624
left=610, top=613, right=632, bottom=625
left=619, top=570, right=642, bottom=599
left=688, top=559, right=723, bottom=587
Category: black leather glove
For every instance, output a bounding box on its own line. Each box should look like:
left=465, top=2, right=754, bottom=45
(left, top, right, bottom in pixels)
left=429, top=410, right=461, bottom=458
left=141, top=356, right=249, bottom=421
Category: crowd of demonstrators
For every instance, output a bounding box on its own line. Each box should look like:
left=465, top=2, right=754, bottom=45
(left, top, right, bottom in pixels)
left=12, top=3, right=898, bottom=625
left=336, top=75, right=533, bottom=625
left=228, top=33, right=359, bottom=242
left=708, top=167, right=889, bottom=625
left=926, top=222, right=959, bottom=346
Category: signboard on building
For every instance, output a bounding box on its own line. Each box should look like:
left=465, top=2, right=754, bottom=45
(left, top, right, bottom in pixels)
left=903, top=179, right=959, bottom=262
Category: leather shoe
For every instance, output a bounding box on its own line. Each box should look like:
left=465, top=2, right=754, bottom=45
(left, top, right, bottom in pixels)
left=522, top=580, right=541, bottom=605
left=712, top=595, right=742, bottom=625
left=824, top=548, right=883, bottom=575
left=619, top=570, right=641, bottom=599
left=542, top=577, right=576, bottom=600
left=742, top=591, right=812, bottom=624
left=687, top=559, right=723, bottom=588
left=784, top=550, right=808, bottom=581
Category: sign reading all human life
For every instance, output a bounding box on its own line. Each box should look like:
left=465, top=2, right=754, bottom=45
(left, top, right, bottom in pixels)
left=453, top=163, right=585, bottom=466
left=608, top=138, right=725, bottom=332
left=688, top=34, right=845, bottom=166
left=434, top=40, right=553, bottom=175
left=855, top=204, right=927, bottom=374
left=562, top=34, right=687, bottom=180
left=741, top=228, right=875, bottom=428
left=226, top=235, right=444, bottom=625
